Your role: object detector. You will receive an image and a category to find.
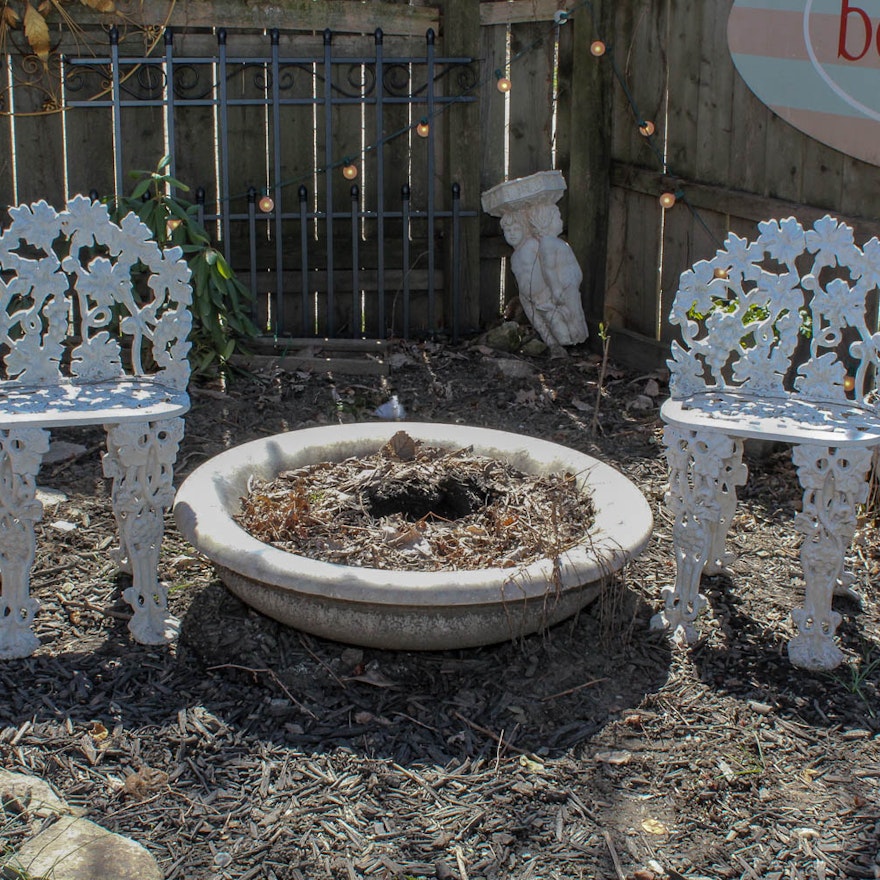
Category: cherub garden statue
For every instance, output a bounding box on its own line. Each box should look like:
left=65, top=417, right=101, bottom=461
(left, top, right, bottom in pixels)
left=483, top=172, right=589, bottom=351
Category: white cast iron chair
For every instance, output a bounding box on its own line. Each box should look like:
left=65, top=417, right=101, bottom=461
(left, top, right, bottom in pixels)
left=0, top=196, right=192, bottom=658
left=652, top=215, right=880, bottom=671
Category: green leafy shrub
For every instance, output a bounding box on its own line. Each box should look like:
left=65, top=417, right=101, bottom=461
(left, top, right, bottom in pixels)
left=109, top=156, right=259, bottom=379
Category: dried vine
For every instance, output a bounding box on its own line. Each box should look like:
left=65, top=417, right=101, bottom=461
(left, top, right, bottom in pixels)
left=0, top=0, right=174, bottom=115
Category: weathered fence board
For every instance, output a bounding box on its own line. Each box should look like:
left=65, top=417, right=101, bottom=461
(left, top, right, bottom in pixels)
left=10, top=55, right=65, bottom=207
left=67, top=0, right=441, bottom=37
left=506, top=20, right=555, bottom=180
left=609, top=0, right=665, bottom=170
left=564, top=0, right=610, bottom=326
left=694, top=0, right=733, bottom=187
left=477, top=20, right=508, bottom=319
left=665, top=0, right=704, bottom=180
left=0, top=61, right=11, bottom=210
left=444, top=0, right=481, bottom=336
left=840, top=157, right=880, bottom=222
left=728, top=73, right=767, bottom=196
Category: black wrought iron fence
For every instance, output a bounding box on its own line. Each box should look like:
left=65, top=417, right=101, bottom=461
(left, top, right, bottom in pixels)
left=64, top=26, right=478, bottom=340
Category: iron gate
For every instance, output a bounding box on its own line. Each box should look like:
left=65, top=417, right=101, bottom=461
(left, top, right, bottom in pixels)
left=64, top=26, right=478, bottom=340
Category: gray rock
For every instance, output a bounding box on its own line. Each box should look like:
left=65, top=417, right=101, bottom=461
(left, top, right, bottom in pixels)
left=35, top=487, right=69, bottom=508
left=0, top=770, right=72, bottom=819
left=489, top=358, right=536, bottom=379
left=43, top=441, right=88, bottom=465
left=520, top=338, right=547, bottom=357
left=11, top=815, right=162, bottom=880
left=627, top=394, right=655, bottom=411
left=484, top=321, right=522, bottom=353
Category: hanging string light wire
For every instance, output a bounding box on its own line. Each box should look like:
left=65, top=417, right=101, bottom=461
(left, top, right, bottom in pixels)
left=572, top=0, right=723, bottom=246
left=114, top=0, right=722, bottom=249
left=250, top=1, right=592, bottom=207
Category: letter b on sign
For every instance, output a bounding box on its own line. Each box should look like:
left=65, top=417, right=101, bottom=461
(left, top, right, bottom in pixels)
left=838, top=0, right=879, bottom=60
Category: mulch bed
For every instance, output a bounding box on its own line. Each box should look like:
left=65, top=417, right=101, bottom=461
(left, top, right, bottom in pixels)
left=1, top=339, right=879, bottom=880
left=236, top=430, right=595, bottom=571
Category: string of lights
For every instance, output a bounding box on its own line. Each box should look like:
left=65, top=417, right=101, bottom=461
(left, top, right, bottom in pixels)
left=567, top=3, right=722, bottom=245
left=0, top=0, right=714, bottom=235
left=245, top=0, right=715, bottom=246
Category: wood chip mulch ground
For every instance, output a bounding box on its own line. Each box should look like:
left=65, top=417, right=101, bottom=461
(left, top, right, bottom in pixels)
left=1, top=339, right=879, bottom=880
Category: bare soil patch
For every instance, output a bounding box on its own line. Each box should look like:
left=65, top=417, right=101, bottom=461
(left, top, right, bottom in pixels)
left=1, top=339, right=879, bottom=880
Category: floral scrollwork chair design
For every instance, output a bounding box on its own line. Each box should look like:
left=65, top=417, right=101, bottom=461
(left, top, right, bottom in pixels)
left=0, top=196, right=192, bottom=658
left=653, top=215, right=880, bottom=671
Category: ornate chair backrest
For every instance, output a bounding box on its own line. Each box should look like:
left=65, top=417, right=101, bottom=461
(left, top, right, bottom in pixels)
left=668, top=215, right=880, bottom=412
left=0, top=196, right=192, bottom=390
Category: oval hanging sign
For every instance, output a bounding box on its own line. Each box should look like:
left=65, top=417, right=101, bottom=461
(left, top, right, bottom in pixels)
left=728, top=0, right=880, bottom=166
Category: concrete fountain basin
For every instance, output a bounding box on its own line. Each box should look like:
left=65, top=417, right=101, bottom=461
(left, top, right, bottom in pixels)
left=172, top=422, right=653, bottom=650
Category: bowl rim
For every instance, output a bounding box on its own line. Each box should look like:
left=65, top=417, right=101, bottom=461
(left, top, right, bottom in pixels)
left=173, top=421, right=653, bottom=607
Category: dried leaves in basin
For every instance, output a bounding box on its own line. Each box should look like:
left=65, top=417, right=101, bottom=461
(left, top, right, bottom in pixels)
left=235, top=430, right=595, bottom=570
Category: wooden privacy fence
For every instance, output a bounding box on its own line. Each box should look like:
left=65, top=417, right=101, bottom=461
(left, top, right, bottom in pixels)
left=12, top=0, right=877, bottom=361
left=0, top=0, right=608, bottom=344
left=603, top=0, right=880, bottom=370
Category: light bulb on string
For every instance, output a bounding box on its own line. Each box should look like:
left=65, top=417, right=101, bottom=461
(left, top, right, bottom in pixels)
left=258, top=195, right=274, bottom=213
left=590, top=40, right=606, bottom=57
left=659, top=192, right=677, bottom=209
left=416, top=118, right=430, bottom=138
left=166, top=217, right=182, bottom=235
left=638, top=120, right=655, bottom=137
left=713, top=267, right=729, bottom=280
left=844, top=375, right=856, bottom=392
left=342, top=162, right=358, bottom=180
left=495, top=69, right=512, bottom=92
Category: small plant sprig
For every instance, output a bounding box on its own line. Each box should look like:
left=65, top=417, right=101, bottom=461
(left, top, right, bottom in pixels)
left=590, top=321, right=611, bottom=437
left=832, top=650, right=880, bottom=718
left=109, top=155, right=259, bottom=379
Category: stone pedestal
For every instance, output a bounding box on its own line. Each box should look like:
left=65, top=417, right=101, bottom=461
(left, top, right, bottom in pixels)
left=481, top=171, right=589, bottom=349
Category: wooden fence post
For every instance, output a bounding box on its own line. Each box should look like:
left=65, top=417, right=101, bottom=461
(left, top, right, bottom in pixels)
left=566, top=0, right=612, bottom=330
left=442, top=0, right=482, bottom=336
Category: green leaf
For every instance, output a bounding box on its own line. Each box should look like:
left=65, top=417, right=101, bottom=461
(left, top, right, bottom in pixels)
left=192, top=258, right=210, bottom=293
left=165, top=200, right=190, bottom=221
left=215, top=253, right=234, bottom=280
left=137, top=201, right=160, bottom=234
left=166, top=176, right=191, bottom=192
left=197, top=349, right=217, bottom=371
left=197, top=296, right=213, bottom=324
left=130, top=178, right=153, bottom=200
left=187, top=225, right=211, bottom=245
left=157, top=154, right=172, bottom=171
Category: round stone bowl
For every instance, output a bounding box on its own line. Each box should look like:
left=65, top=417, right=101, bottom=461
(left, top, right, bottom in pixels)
left=172, top=422, right=653, bottom=650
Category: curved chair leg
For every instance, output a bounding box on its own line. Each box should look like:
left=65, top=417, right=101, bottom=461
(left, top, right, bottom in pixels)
left=831, top=444, right=880, bottom=605
left=704, top=436, right=747, bottom=575
left=0, top=428, right=50, bottom=659
left=651, top=426, right=746, bottom=643
left=788, top=443, right=873, bottom=671
left=103, top=418, right=185, bottom=646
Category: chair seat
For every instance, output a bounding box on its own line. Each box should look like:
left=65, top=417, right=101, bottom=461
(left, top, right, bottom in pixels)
left=0, top=379, right=190, bottom=429
left=661, top=391, right=880, bottom=446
